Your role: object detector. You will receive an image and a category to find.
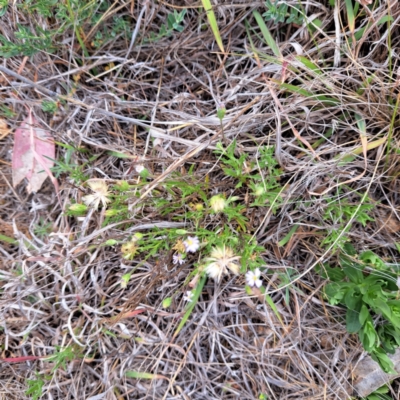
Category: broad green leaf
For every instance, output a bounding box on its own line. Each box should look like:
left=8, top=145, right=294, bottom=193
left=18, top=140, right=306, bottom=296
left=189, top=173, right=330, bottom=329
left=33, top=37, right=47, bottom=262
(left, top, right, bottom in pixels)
left=344, top=288, right=362, bottom=310
left=370, top=349, right=396, bottom=374
left=359, top=304, right=370, bottom=326
left=343, top=264, right=364, bottom=284
left=360, top=251, right=386, bottom=270
left=346, top=308, right=362, bottom=333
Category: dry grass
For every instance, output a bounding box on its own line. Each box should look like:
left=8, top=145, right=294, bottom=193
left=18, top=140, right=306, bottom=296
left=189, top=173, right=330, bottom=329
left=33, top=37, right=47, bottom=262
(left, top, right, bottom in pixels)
left=1, top=0, right=400, bottom=399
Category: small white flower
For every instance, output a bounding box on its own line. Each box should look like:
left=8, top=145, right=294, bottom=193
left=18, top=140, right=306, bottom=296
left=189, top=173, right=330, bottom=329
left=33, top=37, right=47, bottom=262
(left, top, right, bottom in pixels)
left=183, top=236, right=200, bottom=253
left=135, top=164, right=145, bottom=174
left=397, top=276, right=400, bottom=290
left=246, top=268, right=263, bottom=288
left=172, top=252, right=185, bottom=265
left=82, top=179, right=111, bottom=209
left=205, top=246, right=241, bottom=282
left=183, top=290, right=194, bottom=302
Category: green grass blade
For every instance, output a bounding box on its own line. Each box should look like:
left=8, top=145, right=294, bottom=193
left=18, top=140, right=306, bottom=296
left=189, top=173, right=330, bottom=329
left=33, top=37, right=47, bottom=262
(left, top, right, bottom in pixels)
left=173, top=274, right=207, bottom=338
left=252, top=10, right=281, bottom=58
left=0, top=234, right=17, bottom=245
left=126, top=371, right=169, bottom=380
left=201, top=0, right=224, bottom=53
left=296, top=56, right=322, bottom=75
left=278, top=225, right=299, bottom=247
left=264, top=293, right=285, bottom=327
left=345, top=0, right=355, bottom=33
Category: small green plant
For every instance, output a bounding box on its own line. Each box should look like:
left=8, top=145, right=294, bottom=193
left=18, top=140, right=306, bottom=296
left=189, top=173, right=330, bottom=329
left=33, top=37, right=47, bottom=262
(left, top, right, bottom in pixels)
left=147, top=9, right=187, bottom=42
left=47, top=345, right=84, bottom=373
left=50, top=142, right=92, bottom=184
left=214, top=141, right=283, bottom=212
left=0, top=24, right=56, bottom=57
left=320, top=244, right=400, bottom=373
left=18, top=0, right=58, bottom=17
left=0, top=104, right=15, bottom=118
left=26, top=375, right=45, bottom=400
left=263, top=0, right=305, bottom=25
left=33, top=217, right=53, bottom=239
left=321, top=192, right=375, bottom=249
left=41, top=100, right=58, bottom=114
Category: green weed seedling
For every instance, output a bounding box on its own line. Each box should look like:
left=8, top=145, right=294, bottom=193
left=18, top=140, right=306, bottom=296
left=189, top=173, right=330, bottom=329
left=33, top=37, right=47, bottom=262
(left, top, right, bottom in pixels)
left=26, top=374, right=45, bottom=400
left=50, top=142, right=93, bottom=184
left=147, top=9, right=187, bottom=42
left=47, top=344, right=84, bottom=373
left=214, top=141, right=283, bottom=213
left=0, top=24, right=56, bottom=57
left=321, top=192, right=375, bottom=250
left=320, top=244, right=400, bottom=373
left=263, top=0, right=305, bottom=25
left=33, top=217, right=53, bottom=239
left=41, top=100, right=58, bottom=114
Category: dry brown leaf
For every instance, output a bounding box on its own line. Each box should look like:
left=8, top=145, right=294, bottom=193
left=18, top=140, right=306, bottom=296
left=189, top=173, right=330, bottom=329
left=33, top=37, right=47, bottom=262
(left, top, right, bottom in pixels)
left=0, top=118, right=11, bottom=140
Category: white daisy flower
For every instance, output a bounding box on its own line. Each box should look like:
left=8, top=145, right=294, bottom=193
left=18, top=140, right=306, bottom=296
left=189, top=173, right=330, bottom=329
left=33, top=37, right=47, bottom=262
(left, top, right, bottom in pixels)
left=245, top=268, right=263, bottom=288
left=183, top=290, right=194, bottom=302
left=205, top=246, right=240, bottom=282
left=183, top=236, right=200, bottom=253
left=82, top=179, right=111, bottom=209
left=172, top=253, right=185, bottom=265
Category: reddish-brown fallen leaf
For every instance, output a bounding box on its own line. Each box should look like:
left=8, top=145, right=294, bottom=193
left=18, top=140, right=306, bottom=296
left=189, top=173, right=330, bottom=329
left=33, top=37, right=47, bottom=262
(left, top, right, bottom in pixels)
left=1, top=355, right=44, bottom=363
left=12, top=113, right=55, bottom=194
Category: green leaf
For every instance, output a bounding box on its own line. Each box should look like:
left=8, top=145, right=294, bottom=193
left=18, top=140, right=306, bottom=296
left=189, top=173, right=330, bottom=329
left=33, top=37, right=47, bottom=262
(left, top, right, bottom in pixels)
left=346, top=308, right=362, bottom=333
left=317, top=263, right=345, bottom=281
left=324, top=282, right=350, bottom=305
left=253, top=10, right=281, bottom=58
left=370, top=349, right=396, bottom=374
left=296, top=56, right=322, bottom=75
left=344, top=288, right=362, bottom=311
left=201, top=0, right=224, bottom=53
left=343, top=264, right=364, bottom=284
left=125, top=370, right=169, bottom=380
left=162, top=297, right=172, bottom=308
left=265, top=293, right=284, bottom=327
left=345, top=0, right=355, bottom=33
left=359, top=304, right=370, bottom=326
left=360, top=251, right=386, bottom=270
left=359, top=321, right=378, bottom=352
left=278, top=225, right=299, bottom=247
left=173, top=274, right=207, bottom=337
left=343, top=243, right=357, bottom=256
